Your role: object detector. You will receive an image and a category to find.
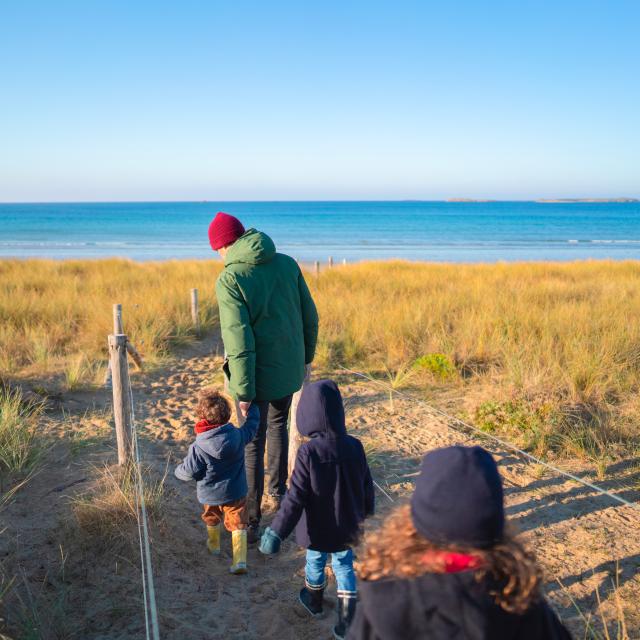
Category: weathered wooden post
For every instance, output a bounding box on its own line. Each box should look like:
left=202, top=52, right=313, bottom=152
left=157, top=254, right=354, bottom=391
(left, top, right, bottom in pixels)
left=106, top=303, right=143, bottom=388
left=328, top=256, right=334, bottom=268
left=113, top=303, right=124, bottom=334
left=342, top=258, right=347, bottom=266
left=314, top=260, right=320, bottom=280
left=288, top=365, right=311, bottom=477
left=190, top=288, right=200, bottom=335
left=109, top=334, right=133, bottom=465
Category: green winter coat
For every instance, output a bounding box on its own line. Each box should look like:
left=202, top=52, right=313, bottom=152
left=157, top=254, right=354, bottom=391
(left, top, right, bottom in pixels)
left=216, top=228, right=319, bottom=402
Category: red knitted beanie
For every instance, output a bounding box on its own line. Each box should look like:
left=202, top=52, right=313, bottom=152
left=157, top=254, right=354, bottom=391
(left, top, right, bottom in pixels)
left=208, top=212, right=245, bottom=251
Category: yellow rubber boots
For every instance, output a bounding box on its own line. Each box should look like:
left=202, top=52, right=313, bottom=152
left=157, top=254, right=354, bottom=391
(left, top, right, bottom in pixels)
left=206, top=524, right=221, bottom=555
left=230, top=529, right=248, bottom=574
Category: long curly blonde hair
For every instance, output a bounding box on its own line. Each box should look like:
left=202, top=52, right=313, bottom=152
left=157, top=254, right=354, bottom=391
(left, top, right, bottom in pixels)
left=357, top=505, right=542, bottom=615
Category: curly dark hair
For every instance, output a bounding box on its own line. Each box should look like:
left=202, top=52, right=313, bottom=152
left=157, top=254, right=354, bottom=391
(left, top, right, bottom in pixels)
left=196, top=388, right=232, bottom=425
left=357, top=504, right=543, bottom=615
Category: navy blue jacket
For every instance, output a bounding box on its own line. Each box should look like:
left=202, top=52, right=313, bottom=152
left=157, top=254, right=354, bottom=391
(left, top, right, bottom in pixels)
left=174, top=404, right=259, bottom=506
left=347, top=572, right=572, bottom=640
left=270, top=380, right=374, bottom=552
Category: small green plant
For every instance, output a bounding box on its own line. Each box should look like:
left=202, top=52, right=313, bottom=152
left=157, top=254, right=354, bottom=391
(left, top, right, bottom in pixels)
left=0, top=388, right=45, bottom=476
left=414, top=353, right=456, bottom=380
left=383, top=363, right=417, bottom=414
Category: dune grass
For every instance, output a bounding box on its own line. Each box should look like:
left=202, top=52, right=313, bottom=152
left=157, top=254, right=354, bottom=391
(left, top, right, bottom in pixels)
left=1, top=258, right=639, bottom=463
left=0, top=387, right=44, bottom=478
left=71, top=462, right=166, bottom=544
left=312, top=260, right=640, bottom=461
left=0, top=258, right=221, bottom=382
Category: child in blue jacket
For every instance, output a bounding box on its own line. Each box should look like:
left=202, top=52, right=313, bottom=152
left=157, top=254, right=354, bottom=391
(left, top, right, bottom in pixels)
left=259, top=380, right=374, bottom=639
left=175, top=388, right=259, bottom=574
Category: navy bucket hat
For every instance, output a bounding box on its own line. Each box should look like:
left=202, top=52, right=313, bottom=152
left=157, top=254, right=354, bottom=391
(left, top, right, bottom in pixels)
left=410, top=445, right=505, bottom=549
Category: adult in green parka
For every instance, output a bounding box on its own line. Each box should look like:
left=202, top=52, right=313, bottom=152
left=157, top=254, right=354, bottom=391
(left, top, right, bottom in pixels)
left=208, top=212, right=319, bottom=542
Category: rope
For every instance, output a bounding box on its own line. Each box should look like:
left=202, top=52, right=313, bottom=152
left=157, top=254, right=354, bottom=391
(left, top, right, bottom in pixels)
left=125, top=346, right=161, bottom=640
left=338, top=365, right=640, bottom=514
left=372, top=478, right=395, bottom=504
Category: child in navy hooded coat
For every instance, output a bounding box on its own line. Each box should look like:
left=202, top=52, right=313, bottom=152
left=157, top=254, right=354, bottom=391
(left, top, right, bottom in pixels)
left=347, top=446, right=572, bottom=640
left=175, top=388, right=259, bottom=574
left=259, top=380, right=374, bottom=640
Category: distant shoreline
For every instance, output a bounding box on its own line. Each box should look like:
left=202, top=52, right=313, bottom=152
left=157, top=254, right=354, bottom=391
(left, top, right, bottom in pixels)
left=536, top=198, right=638, bottom=203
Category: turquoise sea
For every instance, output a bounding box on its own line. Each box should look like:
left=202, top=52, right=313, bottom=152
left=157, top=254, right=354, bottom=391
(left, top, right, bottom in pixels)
left=0, top=201, right=639, bottom=263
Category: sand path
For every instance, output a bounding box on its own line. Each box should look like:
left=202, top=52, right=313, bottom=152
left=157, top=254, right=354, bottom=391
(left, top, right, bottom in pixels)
left=2, top=335, right=639, bottom=638
left=132, top=338, right=639, bottom=638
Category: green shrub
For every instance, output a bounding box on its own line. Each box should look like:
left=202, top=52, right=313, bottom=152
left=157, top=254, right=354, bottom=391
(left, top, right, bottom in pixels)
left=473, top=399, right=561, bottom=457
left=414, top=353, right=456, bottom=379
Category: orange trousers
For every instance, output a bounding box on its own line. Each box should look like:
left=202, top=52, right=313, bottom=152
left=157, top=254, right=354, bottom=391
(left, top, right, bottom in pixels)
left=201, top=498, right=248, bottom=531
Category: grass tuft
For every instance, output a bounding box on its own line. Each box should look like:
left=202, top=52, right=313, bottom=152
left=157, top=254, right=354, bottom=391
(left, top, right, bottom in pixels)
left=0, top=387, right=44, bottom=477
left=71, top=463, right=166, bottom=542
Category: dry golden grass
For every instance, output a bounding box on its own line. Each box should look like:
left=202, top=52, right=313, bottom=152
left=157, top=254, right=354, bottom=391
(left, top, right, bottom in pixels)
left=71, top=463, right=166, bottom=542
left=0, top=258, right=221, bottom=382
left=1, top=258, right=639, bottom=462
left=310, top=260, right=640, bottom=459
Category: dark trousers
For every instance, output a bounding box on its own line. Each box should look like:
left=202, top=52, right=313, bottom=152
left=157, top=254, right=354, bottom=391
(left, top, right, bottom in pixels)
left=245, top=394, right=293, bottom=525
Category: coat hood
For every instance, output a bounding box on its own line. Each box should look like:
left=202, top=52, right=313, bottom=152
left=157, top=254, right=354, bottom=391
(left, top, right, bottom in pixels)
left=224, top=228, right=276, bottom=266
left=195, top=423, right=237, bottom=459
left=296, top=380, right=347, bottom=438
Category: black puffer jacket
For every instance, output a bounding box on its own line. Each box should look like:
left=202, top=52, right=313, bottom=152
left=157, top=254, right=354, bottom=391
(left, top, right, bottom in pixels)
left=347, top=571, right=572, bottom=640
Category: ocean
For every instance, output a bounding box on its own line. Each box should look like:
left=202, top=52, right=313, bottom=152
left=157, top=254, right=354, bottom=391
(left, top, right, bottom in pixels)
left=1, top=201, right=639, bottom=263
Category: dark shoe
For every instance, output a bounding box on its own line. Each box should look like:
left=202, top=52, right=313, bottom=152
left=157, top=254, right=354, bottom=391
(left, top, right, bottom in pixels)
left=333, top=592, right=357, bottom=639
left=246, top=523, right=262, bottom=545
left=299, top=585, right=324, bottom=617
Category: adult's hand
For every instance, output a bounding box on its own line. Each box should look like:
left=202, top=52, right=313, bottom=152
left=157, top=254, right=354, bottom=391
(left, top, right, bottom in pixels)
left=238, top=401, right=252, bottom=417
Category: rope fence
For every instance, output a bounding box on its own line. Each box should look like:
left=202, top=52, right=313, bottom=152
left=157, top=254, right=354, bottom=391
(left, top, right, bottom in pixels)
left=108, top=304, right=161, bottom=640
left=337, top=364, right=640, bottom=514
left=127, top=356, right=161, bottom=640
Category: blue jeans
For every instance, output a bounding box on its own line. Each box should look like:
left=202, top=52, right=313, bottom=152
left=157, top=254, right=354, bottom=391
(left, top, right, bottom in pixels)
left=305, top=549, right=356, bottom=594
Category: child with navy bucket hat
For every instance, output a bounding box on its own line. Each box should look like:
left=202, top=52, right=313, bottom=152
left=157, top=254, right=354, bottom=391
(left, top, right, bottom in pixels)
left=258, top=380, right=375, bottom=640
left=347, top=445, right=572, bottom=640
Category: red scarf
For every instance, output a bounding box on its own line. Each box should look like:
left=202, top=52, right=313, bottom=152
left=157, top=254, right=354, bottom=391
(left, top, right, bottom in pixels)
left=422, top=550, right=484, bottom=573
left=195, top=419, right=224, bottom=434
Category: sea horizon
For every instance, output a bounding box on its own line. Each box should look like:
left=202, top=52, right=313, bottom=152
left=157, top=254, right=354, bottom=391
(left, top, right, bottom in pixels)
left=1, top=200, right=639, bottom=263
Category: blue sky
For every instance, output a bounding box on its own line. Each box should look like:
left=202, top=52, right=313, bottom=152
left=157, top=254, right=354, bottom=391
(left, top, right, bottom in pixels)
left=1, top=1, right=638, bottom=201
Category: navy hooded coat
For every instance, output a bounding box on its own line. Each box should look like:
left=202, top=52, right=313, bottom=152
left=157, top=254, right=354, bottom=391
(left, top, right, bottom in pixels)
left=347, top=571, right=572, bottom=640
left=174, top=404, right=260, bottom=506
left=270, top=380, right=375, bottom=552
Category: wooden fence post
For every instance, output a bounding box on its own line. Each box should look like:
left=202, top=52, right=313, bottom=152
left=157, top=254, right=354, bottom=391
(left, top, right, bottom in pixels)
left=190, top=288, right=200, bottom=335
left=342, top=258, right=347, bottom=266
left=314, top=260, right=320, bottom=280
left=109, top=334, right=133, bottom=465
left=328, top=256, right=334, bottom=268
left=288, top=365, right=311, bottom=478
left=113, top=303, right=124, bottom=334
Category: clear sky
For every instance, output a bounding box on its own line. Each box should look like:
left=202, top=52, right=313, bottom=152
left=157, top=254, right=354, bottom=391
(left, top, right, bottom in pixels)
left=1, top=1, right=638, bottom=201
